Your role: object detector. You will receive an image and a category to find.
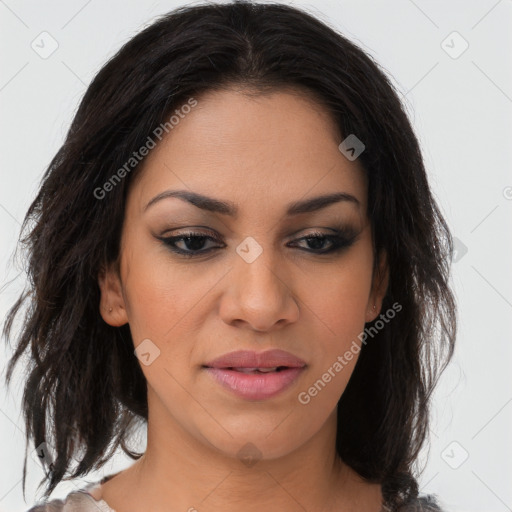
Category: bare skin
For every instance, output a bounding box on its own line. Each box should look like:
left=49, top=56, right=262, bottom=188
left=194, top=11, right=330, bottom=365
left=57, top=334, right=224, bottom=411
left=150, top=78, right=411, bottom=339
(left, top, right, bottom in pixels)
left=98, top=86, right=388, bottom=512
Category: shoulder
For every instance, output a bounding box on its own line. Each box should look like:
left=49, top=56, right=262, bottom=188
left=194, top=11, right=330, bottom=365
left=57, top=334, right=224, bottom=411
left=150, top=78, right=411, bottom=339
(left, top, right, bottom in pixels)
left=25, top=472, right=119, bottom=512
left=25, top=488, right=113, bottom=512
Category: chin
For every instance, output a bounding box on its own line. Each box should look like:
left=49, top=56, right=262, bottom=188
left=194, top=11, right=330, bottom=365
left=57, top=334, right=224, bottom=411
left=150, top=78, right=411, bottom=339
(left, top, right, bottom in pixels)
left=197, top=417, right=315, bottom=464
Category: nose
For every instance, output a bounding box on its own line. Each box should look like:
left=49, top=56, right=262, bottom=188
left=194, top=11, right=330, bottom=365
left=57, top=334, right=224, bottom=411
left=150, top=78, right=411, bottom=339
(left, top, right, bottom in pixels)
left=218, top=244, right=300, bottom=332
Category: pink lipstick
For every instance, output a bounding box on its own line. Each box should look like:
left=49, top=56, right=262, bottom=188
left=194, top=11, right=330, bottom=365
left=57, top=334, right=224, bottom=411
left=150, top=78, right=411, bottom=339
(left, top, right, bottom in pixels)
left=203, top=349, right=306, bottom=400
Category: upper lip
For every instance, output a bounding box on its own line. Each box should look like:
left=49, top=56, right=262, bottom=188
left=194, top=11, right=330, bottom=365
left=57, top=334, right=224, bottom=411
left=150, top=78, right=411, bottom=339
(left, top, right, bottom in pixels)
left=204, top=349, right=306, bottom=369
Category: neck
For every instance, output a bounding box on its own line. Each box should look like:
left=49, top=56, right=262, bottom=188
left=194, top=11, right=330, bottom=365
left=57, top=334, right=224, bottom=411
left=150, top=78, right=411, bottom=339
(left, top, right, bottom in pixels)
left=101, top=391, right=382, bottom=512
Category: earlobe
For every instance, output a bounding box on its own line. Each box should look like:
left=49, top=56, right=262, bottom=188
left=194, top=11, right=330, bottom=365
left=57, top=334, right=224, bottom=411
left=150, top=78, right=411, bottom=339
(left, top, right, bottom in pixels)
left=98, top=263, right=129, bottom=327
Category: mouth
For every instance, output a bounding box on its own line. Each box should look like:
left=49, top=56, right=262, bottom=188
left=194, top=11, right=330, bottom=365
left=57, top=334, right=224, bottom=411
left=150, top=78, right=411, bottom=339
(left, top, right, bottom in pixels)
left=205, top=366, right=292, bottom=373
left=202, top=349, right=307, bottom=400
left=202, top=365, right=306, bottom=400
left=203, top=348, right=306, bottom=370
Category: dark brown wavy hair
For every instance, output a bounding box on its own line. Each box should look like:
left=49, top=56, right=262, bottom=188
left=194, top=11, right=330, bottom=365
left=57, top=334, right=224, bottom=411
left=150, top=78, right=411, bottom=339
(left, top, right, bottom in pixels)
left=3, top=1, right=456, bottom=510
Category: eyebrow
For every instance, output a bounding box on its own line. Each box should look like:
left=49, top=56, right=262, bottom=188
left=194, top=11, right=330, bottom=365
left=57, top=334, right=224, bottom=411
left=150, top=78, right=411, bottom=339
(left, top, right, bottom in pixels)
left=143, top=189, right=360, bottom=216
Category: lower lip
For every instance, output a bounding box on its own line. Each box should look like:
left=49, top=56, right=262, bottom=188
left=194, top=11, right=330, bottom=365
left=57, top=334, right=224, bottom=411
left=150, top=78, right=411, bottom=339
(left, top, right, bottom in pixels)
left=204, top=367, right=305, bottom=400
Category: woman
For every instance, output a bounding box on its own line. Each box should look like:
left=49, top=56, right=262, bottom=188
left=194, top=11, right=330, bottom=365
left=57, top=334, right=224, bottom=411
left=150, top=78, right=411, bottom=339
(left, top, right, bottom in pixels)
left=3, top=1, right=456, bottom=511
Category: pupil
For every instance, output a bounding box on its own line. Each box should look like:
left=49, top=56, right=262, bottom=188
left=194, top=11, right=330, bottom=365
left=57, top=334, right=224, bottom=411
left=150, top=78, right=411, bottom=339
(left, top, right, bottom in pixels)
left=185, top=236, right=205, bottom=250
left=307, top=236, right=325, bottom=249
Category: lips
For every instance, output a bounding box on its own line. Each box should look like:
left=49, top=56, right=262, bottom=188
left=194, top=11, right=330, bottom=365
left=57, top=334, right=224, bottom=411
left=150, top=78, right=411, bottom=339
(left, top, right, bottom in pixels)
left=203, top=349, right=306, bottom=370
left=203, top=349, right=306, bottom=400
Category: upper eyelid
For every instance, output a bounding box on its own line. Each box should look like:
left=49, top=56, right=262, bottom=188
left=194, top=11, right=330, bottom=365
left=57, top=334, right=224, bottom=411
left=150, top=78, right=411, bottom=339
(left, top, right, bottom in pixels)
left=161, top=224, right=358, bottom=237
left=164, top=229, right=349, bottom=239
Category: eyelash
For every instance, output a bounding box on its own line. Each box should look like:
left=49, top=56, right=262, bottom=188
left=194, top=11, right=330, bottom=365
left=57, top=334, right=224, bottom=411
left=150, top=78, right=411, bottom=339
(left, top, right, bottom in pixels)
left=157, top=227, right=358, bottom=258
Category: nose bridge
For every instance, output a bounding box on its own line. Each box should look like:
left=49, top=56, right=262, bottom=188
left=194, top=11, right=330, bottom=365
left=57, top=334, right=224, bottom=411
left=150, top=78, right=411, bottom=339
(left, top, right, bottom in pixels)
left=234, top=234, right=285, bottom=297
left=221, top=234, right=299, bottom=329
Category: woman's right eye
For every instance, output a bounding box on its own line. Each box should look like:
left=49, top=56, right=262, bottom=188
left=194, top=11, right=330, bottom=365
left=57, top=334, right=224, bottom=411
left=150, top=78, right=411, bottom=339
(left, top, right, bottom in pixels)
left=158, top=231, right=224, bottom=258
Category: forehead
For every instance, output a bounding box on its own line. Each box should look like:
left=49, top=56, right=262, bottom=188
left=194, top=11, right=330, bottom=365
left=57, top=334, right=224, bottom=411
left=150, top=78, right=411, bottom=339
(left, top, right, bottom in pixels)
left=128, top=87, right=367, bottom=216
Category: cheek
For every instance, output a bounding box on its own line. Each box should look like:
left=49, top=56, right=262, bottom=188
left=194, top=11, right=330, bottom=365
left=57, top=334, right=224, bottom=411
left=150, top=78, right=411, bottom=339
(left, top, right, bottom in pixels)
left=118, top=237, right=186, bottom=340
left=306, top=246, right=374, bottom=340
left=299, top=244, right=373, bottom=397
left=120, top=240, right=224, bottom=354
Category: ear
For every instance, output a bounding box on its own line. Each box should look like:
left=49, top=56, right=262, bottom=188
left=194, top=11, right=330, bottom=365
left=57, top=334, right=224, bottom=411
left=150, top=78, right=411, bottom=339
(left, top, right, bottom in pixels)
left=98, top=262, right=129, bottom=327
left=365, top=249, right=389, bottom=323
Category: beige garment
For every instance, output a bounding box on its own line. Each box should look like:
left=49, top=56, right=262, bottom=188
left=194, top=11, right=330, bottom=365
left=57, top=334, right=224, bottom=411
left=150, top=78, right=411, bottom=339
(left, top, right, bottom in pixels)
left=26, top=474, right=117, bottom=512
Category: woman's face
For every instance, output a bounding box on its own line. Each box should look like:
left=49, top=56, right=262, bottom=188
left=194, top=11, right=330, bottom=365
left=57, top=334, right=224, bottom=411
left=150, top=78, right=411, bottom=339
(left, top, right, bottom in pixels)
left=99, top=87, right=388, bottom=462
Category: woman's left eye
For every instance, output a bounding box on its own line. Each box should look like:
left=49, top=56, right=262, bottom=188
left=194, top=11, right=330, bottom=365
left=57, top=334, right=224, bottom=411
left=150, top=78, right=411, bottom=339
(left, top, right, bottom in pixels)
left=157, top=228, right=358, bottom=258
left=290, top=231, right=356, bottom=253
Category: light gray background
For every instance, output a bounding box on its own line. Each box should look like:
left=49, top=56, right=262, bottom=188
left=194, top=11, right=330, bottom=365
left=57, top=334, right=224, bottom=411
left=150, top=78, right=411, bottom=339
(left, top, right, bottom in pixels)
left=1, top=1, right=511, bottom=511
